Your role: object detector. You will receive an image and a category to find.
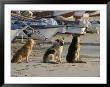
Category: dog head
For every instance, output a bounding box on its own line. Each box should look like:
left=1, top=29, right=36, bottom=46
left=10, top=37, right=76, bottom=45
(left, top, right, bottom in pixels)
left=53, top=37, right=64, bottom=47
left=27, top=39, right=35, bottom=45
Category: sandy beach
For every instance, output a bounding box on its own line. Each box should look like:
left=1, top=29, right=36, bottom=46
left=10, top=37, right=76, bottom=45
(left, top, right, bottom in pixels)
left=11, top=33, right=100, bottom=77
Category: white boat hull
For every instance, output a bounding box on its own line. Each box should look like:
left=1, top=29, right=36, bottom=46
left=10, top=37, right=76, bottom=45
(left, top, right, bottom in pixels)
left=11, top=26, right=86, bottom=42
left=66, top=27, right=86, bottom=34
left=31, top=28, right=59, bottom=40
left=11, top=29, right=21, bottom=41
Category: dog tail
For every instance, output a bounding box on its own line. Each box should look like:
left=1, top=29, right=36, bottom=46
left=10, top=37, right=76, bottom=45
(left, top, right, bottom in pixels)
left=11, top=57, right=16, bottom=63
left=11, top=54, right=18, bottom=63
left=43, top=53, right=47, bottom=63
left=43, top=48, right=49, bottom=63
left=43, top=47, right=55, bottom=63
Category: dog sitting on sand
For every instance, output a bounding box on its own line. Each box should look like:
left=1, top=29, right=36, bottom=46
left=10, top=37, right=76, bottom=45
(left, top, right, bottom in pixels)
left=11, top=38, right=35, bottom=63
left=43, top=37, right=64, bottom=64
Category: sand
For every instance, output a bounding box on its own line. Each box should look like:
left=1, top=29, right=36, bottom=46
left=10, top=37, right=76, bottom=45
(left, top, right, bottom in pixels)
left=11, top=33, right=100, bottom=77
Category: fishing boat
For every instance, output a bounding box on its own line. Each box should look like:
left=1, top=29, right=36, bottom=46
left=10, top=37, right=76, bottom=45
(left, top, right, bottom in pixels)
left=22, top=25, right=63, bottom=41
left=11, top=11, right=90, bottom=41
left=66, top=26, right=86, bottom=34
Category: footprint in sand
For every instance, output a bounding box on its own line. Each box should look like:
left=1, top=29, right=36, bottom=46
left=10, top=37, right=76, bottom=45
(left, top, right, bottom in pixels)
left=16, top=67, right=29, bottom=71
left=25, top=75, right=28, bottom=76
left=84, top=70, right=88, bottom=71
left=47, top=69, right=55, bottom=71
left=72, top=65, right=75, bottom=66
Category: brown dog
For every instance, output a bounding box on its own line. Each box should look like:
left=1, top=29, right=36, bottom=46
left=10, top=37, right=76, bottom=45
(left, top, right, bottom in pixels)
left=43, top=37, right=64, bottom=64
left=11, top=38, right=34, bottom=63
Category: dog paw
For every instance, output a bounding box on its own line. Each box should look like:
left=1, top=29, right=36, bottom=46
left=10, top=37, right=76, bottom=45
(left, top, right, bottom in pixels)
left=73, top=60, right=86, bottom=63
left=49, top=60, right=59, bottom=64
left=26, top=61, right=30, bottom=63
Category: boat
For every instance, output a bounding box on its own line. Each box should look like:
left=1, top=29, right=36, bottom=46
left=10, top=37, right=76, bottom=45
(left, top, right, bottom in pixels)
left=22, top=25, right=60, bottom=41
left=11, top=11, right=87, bottom=41
left=66, top=26, right=86, bottom=34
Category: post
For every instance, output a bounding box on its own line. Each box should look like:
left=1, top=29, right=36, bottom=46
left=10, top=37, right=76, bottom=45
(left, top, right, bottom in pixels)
left=21, top=32, right=24, bottom=43
left=66, top=34, right=86, bottom=63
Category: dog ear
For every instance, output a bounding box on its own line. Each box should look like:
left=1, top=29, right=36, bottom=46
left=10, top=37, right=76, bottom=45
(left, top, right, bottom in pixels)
left=62, top=37, right=64, bottom=40
left=55, top=39, right=59, bottom=42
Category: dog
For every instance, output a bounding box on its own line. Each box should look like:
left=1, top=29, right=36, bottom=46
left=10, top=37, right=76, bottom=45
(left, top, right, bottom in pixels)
left=11, top=38, right=35, bottom=63
left=66, top=35, right=86, bottom=63
left=43, top=37, right=64, bottom=64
